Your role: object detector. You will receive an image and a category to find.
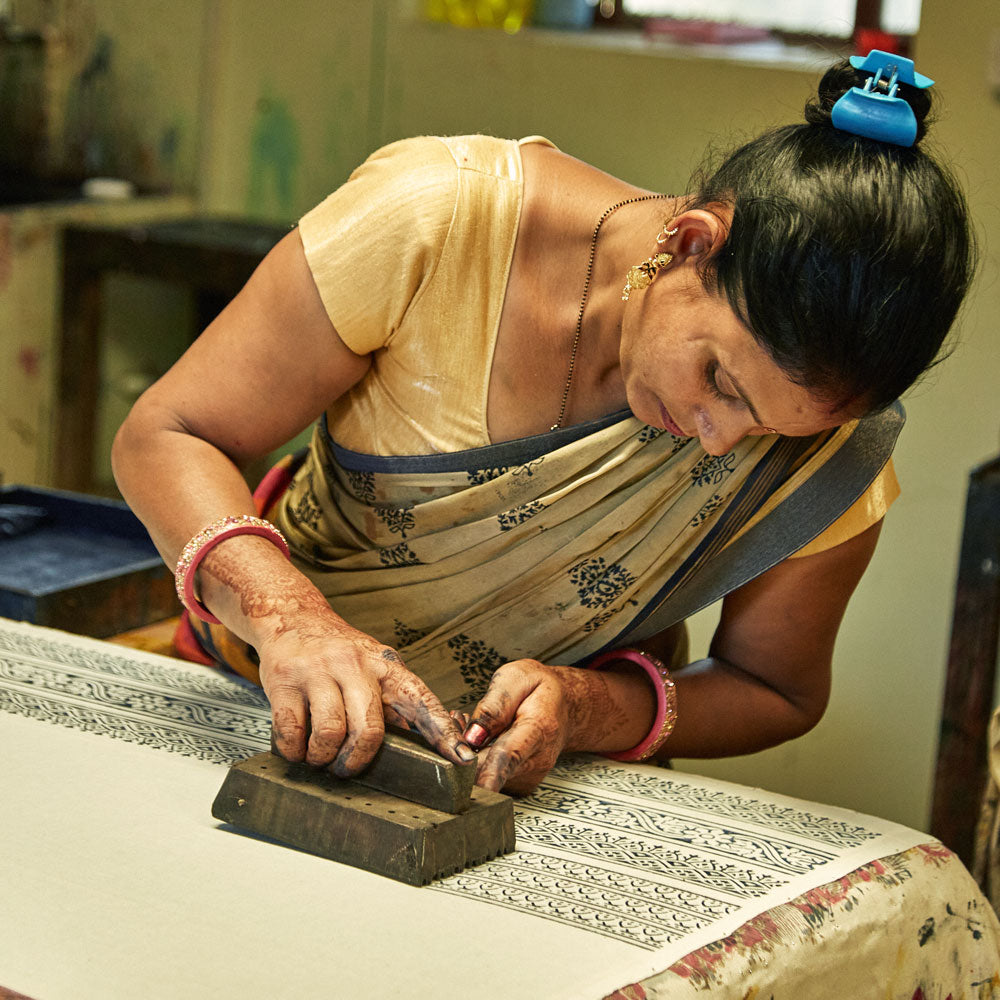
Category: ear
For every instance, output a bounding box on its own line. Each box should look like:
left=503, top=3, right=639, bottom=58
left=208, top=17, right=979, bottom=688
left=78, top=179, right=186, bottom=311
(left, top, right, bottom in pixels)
left=661, top=205, right=732, bottom=264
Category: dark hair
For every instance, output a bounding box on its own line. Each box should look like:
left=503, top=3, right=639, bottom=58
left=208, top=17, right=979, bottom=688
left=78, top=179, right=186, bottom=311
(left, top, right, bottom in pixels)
left=688, top=59, right=975, bottom=412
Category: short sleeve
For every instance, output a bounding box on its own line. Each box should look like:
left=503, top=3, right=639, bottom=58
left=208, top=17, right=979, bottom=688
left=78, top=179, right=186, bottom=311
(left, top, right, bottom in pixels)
left=298, top=137, right=459, bottom=356
left=790, top=458, right=900, bottom=558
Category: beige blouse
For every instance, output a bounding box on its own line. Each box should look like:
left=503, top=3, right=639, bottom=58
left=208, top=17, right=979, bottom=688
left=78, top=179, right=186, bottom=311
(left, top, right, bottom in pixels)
left=298, top=134, right=898, bottom=557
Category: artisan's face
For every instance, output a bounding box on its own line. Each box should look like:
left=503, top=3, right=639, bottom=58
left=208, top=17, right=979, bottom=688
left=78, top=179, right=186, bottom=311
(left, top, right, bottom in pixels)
left=619, top=264, right=853, bottom=456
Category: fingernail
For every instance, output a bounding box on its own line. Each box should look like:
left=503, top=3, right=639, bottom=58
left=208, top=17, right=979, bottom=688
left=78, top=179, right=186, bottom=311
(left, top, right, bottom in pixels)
left=464, top=722, right=488, bottom=748
left=456, top=743, right=476, bottom=762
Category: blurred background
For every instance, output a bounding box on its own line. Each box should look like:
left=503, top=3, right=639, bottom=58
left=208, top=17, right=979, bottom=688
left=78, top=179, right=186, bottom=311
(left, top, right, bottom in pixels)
left=1, top=0, right=997, bottom=833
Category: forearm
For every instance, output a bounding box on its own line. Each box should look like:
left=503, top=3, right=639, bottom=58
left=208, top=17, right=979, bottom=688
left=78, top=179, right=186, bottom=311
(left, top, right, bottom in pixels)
left=112, top=402, right=337, bottom=646
left=194, top=533, right=360, bottom=650
left=566, top=656, right=819, bottom=759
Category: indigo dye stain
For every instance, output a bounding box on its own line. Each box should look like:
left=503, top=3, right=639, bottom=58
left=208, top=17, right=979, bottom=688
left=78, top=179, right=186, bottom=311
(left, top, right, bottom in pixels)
left=159, top=125, right=180, bottom=166
left=247, top=89, right=301, bottom=218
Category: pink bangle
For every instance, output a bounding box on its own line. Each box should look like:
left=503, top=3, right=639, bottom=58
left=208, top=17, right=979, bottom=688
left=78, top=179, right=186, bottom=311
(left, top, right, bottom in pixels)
left=174, top=515, right=290, bottom=624
left=587, top=647, right=677, bottom=762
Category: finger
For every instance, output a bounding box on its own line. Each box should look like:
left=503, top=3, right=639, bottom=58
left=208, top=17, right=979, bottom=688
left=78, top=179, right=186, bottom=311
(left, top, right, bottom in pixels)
left=383, top=705, right=413, bottom=731
left=476, top=714, right=558, bottom=793
left=304, top=687, right=348, bottom=768
left=475, top=740, right=523, bottom=792
left=501, top=769, right=548, bottom=797
left=477, top=743, right=550, bottom=796
left=268, top=686, right=310, bottom=762
left=331, top=673, right=385, bottom=777
left=381, top=665, right=475, bottom=764
left=463, top=661, right=536, bottom=749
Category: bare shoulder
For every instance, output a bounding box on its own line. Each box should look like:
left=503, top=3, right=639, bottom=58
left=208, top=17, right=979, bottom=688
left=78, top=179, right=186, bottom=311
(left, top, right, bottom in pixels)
left=519, top=142, right=634, bottom=219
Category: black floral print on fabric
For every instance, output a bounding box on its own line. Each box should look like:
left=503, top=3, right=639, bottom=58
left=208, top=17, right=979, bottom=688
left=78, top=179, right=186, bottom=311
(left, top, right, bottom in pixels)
left=569, top=557, right=637, bottom=610
left=498, top=501, right=545, bottom=532
left=289, top=471, right=323, bottom=531
left=447, top=633, right=507, bottom=698
left=690, top=453, right=737, bottom=488
left=378, top=541, right=421, bottom=568
left=343, top=468, right=377, bottom=504
left=374, top=503, right=416, bottom=539
left=468, top=467, right=510, bottom=486
left=392, top=618, right=430, bottom=648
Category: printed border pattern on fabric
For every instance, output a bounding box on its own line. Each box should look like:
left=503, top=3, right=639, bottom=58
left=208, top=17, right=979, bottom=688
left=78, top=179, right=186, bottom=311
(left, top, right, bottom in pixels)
left=0, top=627, right=266, bottom=706
left=514, top=814, right=784, bottom=898
left=551, top=759, right=880, bottom=849
left=526, top=786, right=837, bottom=874
left=0, top=621, right=902, bottom=954
left=433, top=851, right=740, bottom=951
left=0, top=634, right=270, bottom=765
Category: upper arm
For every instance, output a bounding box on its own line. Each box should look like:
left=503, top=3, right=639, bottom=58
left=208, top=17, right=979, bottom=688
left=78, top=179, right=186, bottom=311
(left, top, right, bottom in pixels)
left=125, top=137, right=460, bottom=466
left=127, top=227, right=372, bottom=465
left=709, top=518, right=884, bottom=724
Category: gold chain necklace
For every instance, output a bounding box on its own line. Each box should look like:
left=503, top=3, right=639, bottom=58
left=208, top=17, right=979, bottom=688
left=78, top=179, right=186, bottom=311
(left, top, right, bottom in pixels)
left=550, top=193, right=670, bottom=431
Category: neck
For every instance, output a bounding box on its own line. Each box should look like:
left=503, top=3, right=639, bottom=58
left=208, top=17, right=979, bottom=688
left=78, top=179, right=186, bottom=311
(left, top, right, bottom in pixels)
left=569, top=196, right=676, bottom=409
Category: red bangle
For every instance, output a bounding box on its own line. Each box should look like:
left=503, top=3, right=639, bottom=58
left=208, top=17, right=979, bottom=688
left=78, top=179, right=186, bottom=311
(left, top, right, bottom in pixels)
left=174, top=515, right=290, bottom=624
left=587, top=647, right=677, bottom=762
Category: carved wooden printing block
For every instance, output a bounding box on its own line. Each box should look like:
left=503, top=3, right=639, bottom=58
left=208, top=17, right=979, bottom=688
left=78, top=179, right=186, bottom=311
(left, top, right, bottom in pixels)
left=212, top=731, right=515, bottom=886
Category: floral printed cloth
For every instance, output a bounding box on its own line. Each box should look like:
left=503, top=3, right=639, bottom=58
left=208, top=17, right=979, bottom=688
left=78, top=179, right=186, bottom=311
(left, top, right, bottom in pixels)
left=611, top=843, right=1000, bottom=999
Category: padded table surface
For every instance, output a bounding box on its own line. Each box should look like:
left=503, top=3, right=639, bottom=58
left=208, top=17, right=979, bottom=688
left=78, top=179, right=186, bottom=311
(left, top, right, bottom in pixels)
left=1, top=618, right=996, bottom=999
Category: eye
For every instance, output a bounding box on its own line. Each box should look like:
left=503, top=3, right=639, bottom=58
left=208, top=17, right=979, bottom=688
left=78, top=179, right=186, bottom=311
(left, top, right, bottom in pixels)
left=704, top=361, right=739, bottom=403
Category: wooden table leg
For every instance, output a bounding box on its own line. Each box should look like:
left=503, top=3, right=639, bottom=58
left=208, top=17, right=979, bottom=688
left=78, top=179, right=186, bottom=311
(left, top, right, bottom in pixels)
left=931, top=457, right=1000, bottom=868
left=54, top=235, right=103, bottom=493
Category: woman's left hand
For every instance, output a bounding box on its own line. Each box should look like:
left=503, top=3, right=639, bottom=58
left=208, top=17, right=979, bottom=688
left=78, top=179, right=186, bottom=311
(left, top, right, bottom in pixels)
left=462, top=660, right=633, bottom=795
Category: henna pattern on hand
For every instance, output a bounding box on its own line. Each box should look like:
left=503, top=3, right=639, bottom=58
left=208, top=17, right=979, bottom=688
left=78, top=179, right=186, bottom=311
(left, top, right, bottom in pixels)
left=200, top=539, right=351, bottom=642
left=559, top=666, right=632, bottom=751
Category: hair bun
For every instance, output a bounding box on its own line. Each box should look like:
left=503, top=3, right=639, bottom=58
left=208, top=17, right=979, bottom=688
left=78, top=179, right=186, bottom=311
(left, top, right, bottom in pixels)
left=804, top=58, right=934, bottom=144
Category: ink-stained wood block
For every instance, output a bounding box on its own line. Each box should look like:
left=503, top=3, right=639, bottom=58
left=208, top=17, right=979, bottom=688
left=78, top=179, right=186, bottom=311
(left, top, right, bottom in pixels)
left=212, top=751, right=516, bottom=886
left=269, top=727, right=475, bottom=814
left=0, top=485, right=177, bottom=637
left=361, top=729, right=477, bottom=813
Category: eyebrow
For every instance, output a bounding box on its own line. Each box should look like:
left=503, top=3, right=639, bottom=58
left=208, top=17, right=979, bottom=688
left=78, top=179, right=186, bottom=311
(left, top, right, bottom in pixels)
left=725, top=369, right=766, bottom=426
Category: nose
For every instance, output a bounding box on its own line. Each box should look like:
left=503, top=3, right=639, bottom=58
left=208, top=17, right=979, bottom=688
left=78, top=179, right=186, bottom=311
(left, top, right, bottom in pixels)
left=695, top=406, right=755, bottom=456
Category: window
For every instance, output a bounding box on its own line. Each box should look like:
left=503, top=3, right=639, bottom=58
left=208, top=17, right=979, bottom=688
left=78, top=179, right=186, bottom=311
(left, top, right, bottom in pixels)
left=610, top=0, right=921, bottom=41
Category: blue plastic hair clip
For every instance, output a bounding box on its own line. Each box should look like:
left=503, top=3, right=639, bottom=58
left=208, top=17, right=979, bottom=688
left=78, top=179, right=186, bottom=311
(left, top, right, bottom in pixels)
left=831, top=49, right=934, bottom=147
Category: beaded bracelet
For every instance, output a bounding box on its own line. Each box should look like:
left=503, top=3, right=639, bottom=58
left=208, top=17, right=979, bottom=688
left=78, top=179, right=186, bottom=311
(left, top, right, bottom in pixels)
left=587, top=647, right=678, bottom=762
left=174, top=515, right=290, bottom=624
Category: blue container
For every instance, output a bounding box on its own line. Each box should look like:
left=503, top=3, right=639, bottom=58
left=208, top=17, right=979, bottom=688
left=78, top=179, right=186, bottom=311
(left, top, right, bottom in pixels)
left=533, top=0, right=593, bottom=29
left=0, top=485, right=177, bottom=637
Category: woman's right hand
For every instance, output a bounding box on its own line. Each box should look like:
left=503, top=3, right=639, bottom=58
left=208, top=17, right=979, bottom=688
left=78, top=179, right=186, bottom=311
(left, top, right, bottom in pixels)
left=255, top=598, right=474, bottom=776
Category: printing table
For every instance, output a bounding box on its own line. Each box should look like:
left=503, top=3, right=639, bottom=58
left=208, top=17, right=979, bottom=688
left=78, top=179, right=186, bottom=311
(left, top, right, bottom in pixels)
left=1, top=618, right=997, bottom=999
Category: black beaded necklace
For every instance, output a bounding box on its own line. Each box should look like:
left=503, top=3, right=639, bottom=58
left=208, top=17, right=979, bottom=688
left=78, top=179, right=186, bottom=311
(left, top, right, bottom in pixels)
left=550, top=193, right=670, bottom=431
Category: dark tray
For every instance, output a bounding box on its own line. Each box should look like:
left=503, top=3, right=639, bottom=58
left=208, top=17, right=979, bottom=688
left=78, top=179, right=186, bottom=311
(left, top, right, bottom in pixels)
left=0, top=485, right=178, bottom=637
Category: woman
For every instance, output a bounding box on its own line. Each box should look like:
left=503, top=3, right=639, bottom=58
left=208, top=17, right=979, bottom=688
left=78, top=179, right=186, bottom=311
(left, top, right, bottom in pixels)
left=112, top=53, right=973, bottom=795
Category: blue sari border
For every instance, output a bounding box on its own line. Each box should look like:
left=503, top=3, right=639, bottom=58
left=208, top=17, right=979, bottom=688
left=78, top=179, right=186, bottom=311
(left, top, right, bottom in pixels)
left=320, top=410, right=636, bottom=475
left=602, top=402, right=906, bottom=653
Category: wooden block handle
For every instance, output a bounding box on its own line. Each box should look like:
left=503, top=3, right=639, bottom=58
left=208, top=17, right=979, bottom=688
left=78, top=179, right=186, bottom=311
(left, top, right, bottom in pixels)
left=270, top=725, right=475, bottom=814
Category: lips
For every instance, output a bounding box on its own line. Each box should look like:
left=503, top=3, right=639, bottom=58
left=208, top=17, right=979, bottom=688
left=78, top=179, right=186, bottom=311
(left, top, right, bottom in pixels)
left=658, top=402, right=689, bottom=438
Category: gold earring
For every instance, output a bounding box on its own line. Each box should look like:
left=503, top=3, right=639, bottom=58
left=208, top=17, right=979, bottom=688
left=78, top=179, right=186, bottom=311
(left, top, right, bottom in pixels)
left=622, top=251, right=673, bottom=302
left=656, top=224, right=679, bottom=245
